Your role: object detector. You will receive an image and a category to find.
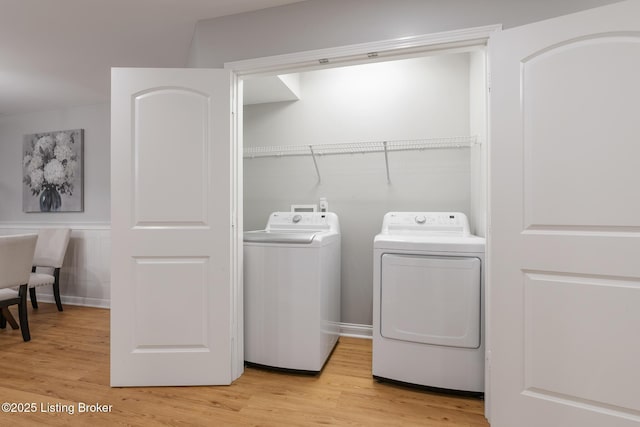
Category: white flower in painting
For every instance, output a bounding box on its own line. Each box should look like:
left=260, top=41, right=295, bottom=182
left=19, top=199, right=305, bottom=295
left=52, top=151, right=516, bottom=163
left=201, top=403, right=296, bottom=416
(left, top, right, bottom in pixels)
left=55, top=132, right=72, bottom=148
left=44, top=159, right=66, bottom=185
left=30, top=168, right=44, bottom=192
left=54, top=143, right=74, bottom=162
left=23, top=130, right=80, bottom=199
left=26, top=154, right=44, bottom=173
left=65, top=159, right=78, bottom=180
left=34, top=135, right=55, bottom=155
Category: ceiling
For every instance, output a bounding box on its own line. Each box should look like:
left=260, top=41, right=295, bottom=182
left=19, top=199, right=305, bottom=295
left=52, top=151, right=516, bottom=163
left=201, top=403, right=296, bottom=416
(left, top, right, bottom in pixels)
left=0, top=0, right=304, bottom=116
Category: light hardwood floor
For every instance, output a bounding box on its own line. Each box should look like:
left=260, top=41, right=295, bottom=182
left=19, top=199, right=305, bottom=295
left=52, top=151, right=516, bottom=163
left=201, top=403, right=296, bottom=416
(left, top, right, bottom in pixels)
left=0, top=303, right=489, bottom=426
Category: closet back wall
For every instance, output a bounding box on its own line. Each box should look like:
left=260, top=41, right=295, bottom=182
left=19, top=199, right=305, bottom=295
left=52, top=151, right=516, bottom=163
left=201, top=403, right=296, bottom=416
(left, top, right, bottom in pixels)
left=244, top=53, right=472, bottom=326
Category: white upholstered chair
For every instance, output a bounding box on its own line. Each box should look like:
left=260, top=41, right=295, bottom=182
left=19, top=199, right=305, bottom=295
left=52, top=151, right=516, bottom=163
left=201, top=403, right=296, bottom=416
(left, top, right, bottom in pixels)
left=0, top=234, right=38, bottom=342
left=29, top=228, right=71, bottom=312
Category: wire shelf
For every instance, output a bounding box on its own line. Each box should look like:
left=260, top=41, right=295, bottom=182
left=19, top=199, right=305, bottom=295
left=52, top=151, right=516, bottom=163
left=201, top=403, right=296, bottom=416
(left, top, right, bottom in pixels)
left=243, top=136, right=479, bottom=183
left=243, top=136, right=478, bottom=159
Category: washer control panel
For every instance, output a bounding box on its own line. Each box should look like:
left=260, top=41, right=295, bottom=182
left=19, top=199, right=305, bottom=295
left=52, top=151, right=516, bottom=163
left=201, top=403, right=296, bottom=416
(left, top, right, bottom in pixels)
left=381, top=212, right=470, bottom=235
left=266, top=212, right=340, bottom=233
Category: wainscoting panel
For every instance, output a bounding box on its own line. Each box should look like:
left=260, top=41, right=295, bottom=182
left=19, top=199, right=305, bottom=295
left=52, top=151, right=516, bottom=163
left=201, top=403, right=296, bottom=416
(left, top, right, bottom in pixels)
left=0, top=223, right=111, bottom=308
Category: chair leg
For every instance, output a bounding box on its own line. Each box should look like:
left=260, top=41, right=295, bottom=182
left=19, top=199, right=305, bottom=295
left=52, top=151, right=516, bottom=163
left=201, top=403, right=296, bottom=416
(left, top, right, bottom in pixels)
left=0, top=309, right=5, bottom=329
left=17, top=285, right=30, bottom=342
left=1, top=307, right=19, bottom=329
left=53, top=268, right=63, bottom=312
left=29, top=287, right=38, bottom=309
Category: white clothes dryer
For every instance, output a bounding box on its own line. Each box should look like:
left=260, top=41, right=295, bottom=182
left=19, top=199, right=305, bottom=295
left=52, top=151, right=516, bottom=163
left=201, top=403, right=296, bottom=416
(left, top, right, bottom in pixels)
left=373, top=212, right=485, bottom=393
left=244, top=212, right=341, bottom=373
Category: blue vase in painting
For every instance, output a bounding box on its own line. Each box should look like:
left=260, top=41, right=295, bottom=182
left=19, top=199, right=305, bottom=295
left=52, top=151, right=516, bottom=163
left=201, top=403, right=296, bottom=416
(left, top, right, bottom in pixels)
left=39, top=186, right=62, bottom=212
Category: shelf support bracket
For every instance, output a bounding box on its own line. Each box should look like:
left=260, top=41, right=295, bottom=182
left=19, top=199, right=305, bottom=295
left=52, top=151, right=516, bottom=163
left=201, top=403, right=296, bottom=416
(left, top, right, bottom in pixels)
left=309, top=145, right=321, bottom=183
left=383, top=141, right=391, bottom=184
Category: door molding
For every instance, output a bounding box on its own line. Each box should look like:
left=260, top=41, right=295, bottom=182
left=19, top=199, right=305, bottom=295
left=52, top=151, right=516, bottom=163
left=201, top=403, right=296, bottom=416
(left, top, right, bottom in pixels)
left=224, top=24, right=501, bottom=76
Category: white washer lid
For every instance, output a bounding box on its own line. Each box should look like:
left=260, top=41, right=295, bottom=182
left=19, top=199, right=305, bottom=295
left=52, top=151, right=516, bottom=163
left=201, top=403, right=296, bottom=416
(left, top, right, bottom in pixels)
left=243, top=230, right=317, bottom=244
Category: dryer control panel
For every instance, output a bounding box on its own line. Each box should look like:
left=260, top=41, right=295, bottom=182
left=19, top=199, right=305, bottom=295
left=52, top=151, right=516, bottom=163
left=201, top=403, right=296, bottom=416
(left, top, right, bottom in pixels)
left=381, top=212, right=470, bottom=236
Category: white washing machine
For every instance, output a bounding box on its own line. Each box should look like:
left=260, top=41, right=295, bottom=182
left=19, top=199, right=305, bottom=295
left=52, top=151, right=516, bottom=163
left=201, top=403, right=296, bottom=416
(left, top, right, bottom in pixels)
left=373, top=212, right=485, bottom=393
left=244, top=212, right=341, bottom=373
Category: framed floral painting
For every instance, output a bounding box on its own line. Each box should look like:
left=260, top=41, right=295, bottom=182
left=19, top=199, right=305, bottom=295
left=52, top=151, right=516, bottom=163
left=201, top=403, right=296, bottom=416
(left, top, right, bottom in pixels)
left=22, top=129, right=83, bottom=212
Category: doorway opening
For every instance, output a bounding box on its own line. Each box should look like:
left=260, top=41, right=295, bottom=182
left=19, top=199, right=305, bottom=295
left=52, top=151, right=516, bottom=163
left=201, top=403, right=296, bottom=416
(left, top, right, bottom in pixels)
left=230, top=29, right=492, bottom=330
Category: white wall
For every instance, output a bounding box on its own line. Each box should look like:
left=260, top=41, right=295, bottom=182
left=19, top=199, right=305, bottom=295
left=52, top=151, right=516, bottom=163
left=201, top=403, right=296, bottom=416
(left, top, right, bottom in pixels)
left=189, top=0, right=620, bottom=68
left=0, top=103, right=111, bottom=307
left=244, top=53, right=473, bottom=325
left=0, top=103, right=110, bottom=224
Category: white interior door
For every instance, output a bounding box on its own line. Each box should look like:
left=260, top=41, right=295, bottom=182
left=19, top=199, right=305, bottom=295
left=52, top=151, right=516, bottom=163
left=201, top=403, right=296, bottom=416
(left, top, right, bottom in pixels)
left=489, top=1, right=640, bottom=425
left=110, top=68, right=241, bottom=386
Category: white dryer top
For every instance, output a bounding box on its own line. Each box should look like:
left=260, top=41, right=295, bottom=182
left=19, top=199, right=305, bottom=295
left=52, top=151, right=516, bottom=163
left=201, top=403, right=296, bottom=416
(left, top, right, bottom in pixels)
left=375, top=212, right=484, bottom=253
left=380, top=212, right=470, bottom=236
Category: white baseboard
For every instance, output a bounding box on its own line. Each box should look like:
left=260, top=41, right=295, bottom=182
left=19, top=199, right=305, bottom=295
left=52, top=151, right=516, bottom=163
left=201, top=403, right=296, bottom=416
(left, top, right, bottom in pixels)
left=339, top=322, right=372, bottom=339
left=35, top=294, right=110, bottom=309
left=31, top=296, right=371, bottom=336
left=28, top=299, right=373, bottom=339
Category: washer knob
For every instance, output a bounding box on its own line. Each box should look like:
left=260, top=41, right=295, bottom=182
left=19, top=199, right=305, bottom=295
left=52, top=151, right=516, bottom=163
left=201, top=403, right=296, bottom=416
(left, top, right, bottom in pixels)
left=292, top=214, right=302, bottom=223
left=415, top=215, right=426, bottom=224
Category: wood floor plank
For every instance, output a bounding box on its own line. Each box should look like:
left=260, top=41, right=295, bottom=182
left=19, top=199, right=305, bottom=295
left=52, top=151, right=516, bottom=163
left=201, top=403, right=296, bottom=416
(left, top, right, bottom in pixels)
left=0, top=303, right=489, bottom=426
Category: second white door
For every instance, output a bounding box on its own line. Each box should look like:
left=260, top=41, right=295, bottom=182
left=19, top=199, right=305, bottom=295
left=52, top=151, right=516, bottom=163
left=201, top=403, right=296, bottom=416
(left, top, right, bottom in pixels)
left=489, top=1, right=640, bottom=425
left=111, top=68, right=241, bottom=386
